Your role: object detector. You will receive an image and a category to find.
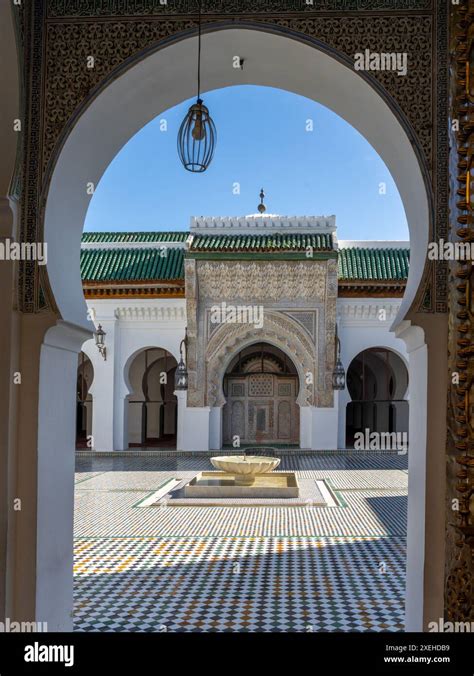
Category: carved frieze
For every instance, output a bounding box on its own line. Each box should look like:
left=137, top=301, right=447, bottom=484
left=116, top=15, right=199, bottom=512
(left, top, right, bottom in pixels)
left=46, top=1, right=433, bottom=18
left=281, top=311, right=317, bottom=341
left=41, top=13, right=433, bottom=175
left=204, top=312, right=319, bottom=408
left=196, top=260, right=327, bottom=301
left=444, top=0, right=474, bottom=623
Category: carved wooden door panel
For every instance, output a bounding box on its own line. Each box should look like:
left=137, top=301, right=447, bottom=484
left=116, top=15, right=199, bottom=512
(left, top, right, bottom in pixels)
left=223, top=374, right=299, bottom=445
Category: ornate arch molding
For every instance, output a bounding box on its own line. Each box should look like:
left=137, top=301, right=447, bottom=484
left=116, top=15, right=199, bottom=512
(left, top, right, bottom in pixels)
left=205, top=311, right=318, bottom=408
left=17, top=1, right=446, bottom=314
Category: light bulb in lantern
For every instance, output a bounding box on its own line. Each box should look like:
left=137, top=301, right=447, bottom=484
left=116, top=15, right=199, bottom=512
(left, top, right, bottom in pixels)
left=192, top=113, right=205, bottom=141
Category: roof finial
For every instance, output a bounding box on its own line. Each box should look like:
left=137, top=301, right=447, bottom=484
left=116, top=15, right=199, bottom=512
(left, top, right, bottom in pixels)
left=258, top=188, right=266, bottom=214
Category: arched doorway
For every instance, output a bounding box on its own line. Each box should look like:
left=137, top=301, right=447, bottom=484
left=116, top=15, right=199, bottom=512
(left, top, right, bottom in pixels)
left=76, top=352, right=94, bottom=449
left=345, top=348, right=409, bottom=448
left=43, top=27, right=430, bottom=329
left=223, top=343, right=300, bottom=446
left=37, top=25, right=435, bottom=631
left=127, top=348, right=177, bottom=448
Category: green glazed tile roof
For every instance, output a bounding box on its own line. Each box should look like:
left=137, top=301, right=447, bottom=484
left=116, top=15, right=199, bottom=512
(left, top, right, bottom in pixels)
left=189, top=232, right=334, bottom=252
left=338, top=247, right=409, bottom=281
left=81, top=247, right=184, bottom=282
left=81, top=231, right=188, bottom=243
left=80, top=233, right=409, bottom=283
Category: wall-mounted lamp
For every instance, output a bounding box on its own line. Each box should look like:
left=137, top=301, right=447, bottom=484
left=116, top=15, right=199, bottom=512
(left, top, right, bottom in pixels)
left=175, top=328, right=189, bottom=391
left=94, top=324, right=107, bottom=361
left=332, top=325, right=345, bottom=391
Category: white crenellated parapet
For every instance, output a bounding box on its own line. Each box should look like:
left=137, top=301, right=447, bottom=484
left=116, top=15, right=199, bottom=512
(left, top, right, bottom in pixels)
left=337, top=299, right=402, bottom=326
left=190, top=214, right=336, bottom=234
left=114, top=305, right=186, bottom=322
left=338, top=239, right=409, bottom=250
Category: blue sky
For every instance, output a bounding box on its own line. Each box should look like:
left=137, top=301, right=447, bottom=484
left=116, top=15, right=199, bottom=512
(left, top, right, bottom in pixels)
left=84, top=85, right=409, bottom=240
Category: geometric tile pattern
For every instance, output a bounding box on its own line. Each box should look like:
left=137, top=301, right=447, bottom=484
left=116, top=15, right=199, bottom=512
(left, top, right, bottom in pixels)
left=74, top=489, right=406, bottom=538
left=74, top=452, right=407, bottom=632
left=74, top=536, right=405, bottom=633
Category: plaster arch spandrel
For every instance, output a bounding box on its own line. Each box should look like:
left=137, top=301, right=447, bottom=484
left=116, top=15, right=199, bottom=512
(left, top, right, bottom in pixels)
left=203, top=312, right=320, bottom=408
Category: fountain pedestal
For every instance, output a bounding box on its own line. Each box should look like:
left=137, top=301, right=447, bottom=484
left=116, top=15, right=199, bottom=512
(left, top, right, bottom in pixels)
left=210, top=455, right=280, bottom=485
left=182, top=455, right=299, bottom=498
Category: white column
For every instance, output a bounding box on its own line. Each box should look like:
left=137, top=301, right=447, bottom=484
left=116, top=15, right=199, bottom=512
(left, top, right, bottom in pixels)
left=175, top=390, right=186, bottom=451
left=311, top=406, right=339, bottom=450
left=337, top=388, right=351, bottom=449
left=299, top=406, right=312, bottom=449
left=209, top=407, right=222, bottom=450
left=86, top=314, right=116, bottom=452
left=113, top=319, right=128, bottom=451
left=395, top=320, right=427, bottom=632
left=37, top=320, right=92, bottom=630
left=300, top=405, right=339, bottom=450
left=174, top=390, right=211, bottom=451
left=84, top=401, right=93, bottom=437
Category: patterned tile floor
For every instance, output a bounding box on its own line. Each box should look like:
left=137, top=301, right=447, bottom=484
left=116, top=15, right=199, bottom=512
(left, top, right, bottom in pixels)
left=74, top=452, right=407, bottom=632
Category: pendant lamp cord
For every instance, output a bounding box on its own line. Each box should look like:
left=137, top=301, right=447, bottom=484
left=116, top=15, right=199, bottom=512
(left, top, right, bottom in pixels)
left=197, top=0, right=202, bottom=101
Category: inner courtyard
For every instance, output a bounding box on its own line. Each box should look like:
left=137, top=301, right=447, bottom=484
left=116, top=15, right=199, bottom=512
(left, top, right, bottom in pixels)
left=74, top=450, right=407, bottom=632
left=1, top=3, right=472, bottom=667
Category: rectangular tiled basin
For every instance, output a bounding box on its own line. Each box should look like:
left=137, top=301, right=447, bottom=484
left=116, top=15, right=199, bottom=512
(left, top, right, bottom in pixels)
left=183, top=471, right=299, bottom=498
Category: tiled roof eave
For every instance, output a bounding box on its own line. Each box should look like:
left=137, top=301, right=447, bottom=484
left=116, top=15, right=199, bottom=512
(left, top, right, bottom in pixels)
left=82, top=279, right=185, bottom=287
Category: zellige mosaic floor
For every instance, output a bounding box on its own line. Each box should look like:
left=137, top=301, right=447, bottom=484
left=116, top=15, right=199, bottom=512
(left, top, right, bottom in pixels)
left=74, top=452, right=407, bottom=632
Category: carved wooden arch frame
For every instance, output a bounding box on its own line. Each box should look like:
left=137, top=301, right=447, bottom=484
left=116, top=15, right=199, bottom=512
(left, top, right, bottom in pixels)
left=32, top=16, right=437, bottom=316
left=205, top=311, right=317, bottom=408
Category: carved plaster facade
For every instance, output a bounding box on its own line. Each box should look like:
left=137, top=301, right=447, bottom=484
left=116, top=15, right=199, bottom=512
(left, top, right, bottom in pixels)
left=185, top=258, right=338, bottom=410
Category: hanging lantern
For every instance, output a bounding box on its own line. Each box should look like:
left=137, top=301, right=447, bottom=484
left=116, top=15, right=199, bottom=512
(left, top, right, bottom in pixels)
left=94, top=324, right=107, bottom=361
left=174, top=330, right=189, bottom=391
left=177, top=0, right=217, bottom=172
left=332, top=326, right=345, bottom=391
left=175, top=356, right=189, bottom=391
left=177, top=98, right=216, bottom=173
left=332, top=356, right=346, bottom=391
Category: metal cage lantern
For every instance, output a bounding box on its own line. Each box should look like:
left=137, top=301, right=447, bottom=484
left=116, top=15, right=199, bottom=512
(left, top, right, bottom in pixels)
left=174, top=330, right=189, bottom=391
left=177, top=99, right=217, bottom=173
left=177, top=0, right=217, bottom=172
left=174, top=356, right=189, bottom=391
left=332, top=326, right=345, bottom=391
left=94, top=324, right=107, bottom=361
left=332, top=357, right=346, bottom=391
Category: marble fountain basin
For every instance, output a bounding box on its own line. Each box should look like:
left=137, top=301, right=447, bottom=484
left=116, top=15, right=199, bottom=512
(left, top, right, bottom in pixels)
left=210, top=455, right=280, bottom=486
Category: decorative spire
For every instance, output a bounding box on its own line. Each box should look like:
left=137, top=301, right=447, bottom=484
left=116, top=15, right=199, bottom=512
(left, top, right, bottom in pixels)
left=258, top=189, right=266, bottom=214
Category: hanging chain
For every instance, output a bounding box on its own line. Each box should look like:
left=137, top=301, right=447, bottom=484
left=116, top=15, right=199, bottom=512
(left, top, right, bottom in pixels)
left=197, top=0, right=202, bottom=101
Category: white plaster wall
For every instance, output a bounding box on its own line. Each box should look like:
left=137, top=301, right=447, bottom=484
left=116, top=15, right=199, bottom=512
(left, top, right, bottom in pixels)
left=395, top=321, right=428, bottom=632
left=82, top=298, right=186, bottom=451
left=81, top=297, right=410, bottom=452
left=337, top=299, right=409, bottom=449
left=300, top=405, right=339, bottom=450
left=37, top=322, right=91, bottom=630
